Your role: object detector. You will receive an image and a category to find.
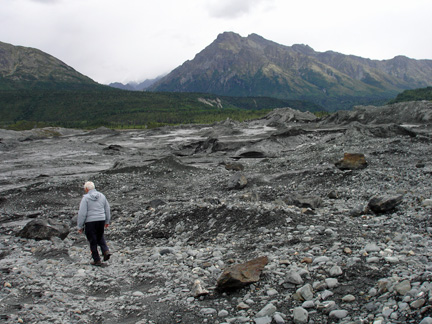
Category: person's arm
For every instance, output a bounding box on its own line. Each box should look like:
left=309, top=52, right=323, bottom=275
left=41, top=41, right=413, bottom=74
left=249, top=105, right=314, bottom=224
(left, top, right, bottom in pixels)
left=104, top=197, right=111, bottom=228
left=77, top=198, right=87, bottom=232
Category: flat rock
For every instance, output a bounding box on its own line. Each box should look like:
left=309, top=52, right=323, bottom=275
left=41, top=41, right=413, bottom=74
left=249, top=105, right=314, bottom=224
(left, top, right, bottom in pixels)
left=216, top=256, right=268, bottom=290
left=368, top=195, right=403, bottom=213
left=335, top=153, right=367, bottom=170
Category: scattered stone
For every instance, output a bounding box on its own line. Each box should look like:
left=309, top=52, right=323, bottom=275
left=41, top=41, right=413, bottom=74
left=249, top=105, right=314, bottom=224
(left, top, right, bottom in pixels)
left=254, top=316, right=272, bottom=324
left=296, top=284, right=314, bottom=301
left=420, top=317, right=432, bottom=324
left=395, top=280, right=412, bottom=296
left=410, top=298, right=426, bottom=309
left=325, top=278, right=339, bottom=288
left=422, top=199, right=432, bottom=207
left=224, top=162, right=245, bottom=171
left=329, top=309, right=348, bottom=319
left=364, top=243, right=381, bottom=253
left=328, top=265, right=343, bottom=276
left=192, top=279, right=209, bottom=297
left=218, top=310, right=229, bottom=317
left=292, top=306, right=308, bottom=324
left=313, top=256, right=330, bottom=264
left=286, top=269, right=304, bottom=285
left=149, top=198, right=166, bottom=209
left=227, top=172, right=248, bottom=190
left=335, top=153, right=367, bottom=170
left=200, top=308, right=217, bottom=315
left=342, top=294, right=356, bottom=302
left=255, top=303, right=277, bottom=318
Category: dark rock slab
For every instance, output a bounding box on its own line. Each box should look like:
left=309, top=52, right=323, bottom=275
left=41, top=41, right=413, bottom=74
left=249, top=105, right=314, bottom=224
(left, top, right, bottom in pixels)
left=285, top=195, right=323, bottom=209
left=17, top=219, right=69, bottom=240
left=149, top=199, right=166, bottom=209
left=217, top=256, right=268, bottom=290
left=227, top=173, right=248, bottom=190
left=368, top=195, right=404, bottom=213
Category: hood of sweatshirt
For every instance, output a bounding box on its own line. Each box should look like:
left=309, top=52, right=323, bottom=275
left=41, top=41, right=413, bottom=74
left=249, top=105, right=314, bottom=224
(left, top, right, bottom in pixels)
left=87, top=189, right=101, bottom=201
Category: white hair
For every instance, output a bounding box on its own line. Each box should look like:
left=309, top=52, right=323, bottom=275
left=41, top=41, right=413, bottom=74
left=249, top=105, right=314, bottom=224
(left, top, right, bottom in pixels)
left=84, top=181, right=95, bottom=191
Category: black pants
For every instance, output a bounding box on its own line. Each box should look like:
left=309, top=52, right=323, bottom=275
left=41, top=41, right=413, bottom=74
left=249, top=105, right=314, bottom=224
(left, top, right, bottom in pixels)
left=84, top=221, right=109, bottom=262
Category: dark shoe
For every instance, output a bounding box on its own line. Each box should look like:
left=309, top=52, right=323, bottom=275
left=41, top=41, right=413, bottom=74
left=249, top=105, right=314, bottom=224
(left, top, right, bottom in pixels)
left=91, top=260, right=102, bottom=266
left=103, top=251, right=111, bottom=261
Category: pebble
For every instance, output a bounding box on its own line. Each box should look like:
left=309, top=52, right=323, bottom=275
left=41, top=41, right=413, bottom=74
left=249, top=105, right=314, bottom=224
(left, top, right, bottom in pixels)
left=286, top=270, right=304, bottom=285
left=342, top=294, right=356, bottom=302
left=329, top=309, right=348, bottom=319
left=273, top=313, right=285, bottom=324
left=325, top=278, right=339, bottom=288
left=297, top=284, right=314, bottom=301
left=254, top=316, right=272, bottom=324
left=218, top=310, right=229, bottom=317
left=395, top=280, right=412, bottom=295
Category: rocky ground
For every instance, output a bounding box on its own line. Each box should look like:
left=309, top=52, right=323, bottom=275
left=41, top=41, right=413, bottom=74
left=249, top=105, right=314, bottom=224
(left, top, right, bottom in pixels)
left=1, top=102, right=432, bottom=324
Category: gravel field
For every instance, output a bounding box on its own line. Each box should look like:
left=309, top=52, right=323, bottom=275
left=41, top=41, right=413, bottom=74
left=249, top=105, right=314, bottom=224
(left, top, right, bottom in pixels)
left=1, top=102, right=432, bottom=324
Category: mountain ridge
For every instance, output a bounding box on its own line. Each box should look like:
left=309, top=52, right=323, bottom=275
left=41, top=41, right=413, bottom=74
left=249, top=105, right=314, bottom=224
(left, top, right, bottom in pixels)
left=0, top=41, right=106, bottom=90
left=150, top=32, right=432, bottom=110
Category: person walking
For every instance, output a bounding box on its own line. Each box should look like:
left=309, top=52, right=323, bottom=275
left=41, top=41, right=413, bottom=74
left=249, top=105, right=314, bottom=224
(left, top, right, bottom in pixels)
left=77, top=181, right=111, bottom=266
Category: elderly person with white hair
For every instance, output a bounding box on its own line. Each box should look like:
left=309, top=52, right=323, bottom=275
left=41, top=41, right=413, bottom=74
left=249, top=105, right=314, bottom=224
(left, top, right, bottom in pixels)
left=77, top=181, right=111, bottom=266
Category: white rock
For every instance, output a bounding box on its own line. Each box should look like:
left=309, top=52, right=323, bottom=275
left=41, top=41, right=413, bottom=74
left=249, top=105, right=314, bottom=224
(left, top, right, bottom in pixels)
left=325, top=278, right=339, bottom=288
left=292, top=307, right=308, bottom=324
left=342, top=294, right=356, bottom=302
left=218, top=309, right=229, bottom=317
left=254, top=316, right=272, bottom=324
left=297, top=284, right=314, bottom=301
left=365, top=243, right=381, bottom=252
left=328, top=265, right=343, bottom=276
left=256, top=303, right=277, bottom=318
left=313, top=256, right=330, bottom=264
left=329, top=309, right=348, bottom=319
left=286, top=270, right=304, bottom=285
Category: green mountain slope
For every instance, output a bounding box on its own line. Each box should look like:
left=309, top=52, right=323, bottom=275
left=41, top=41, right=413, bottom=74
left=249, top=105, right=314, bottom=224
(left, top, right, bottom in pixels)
left=150, top=32, right=432, bottom=110
left=388, top=87, right=432, bottom=104
left=0, top=90, right=323, bottom=129
left=0, top=41, right=105, bottom=90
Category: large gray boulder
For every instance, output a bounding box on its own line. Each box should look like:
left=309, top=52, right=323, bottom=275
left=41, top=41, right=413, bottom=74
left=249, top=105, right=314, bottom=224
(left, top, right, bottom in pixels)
left=17, top=219, right=70, bottom=240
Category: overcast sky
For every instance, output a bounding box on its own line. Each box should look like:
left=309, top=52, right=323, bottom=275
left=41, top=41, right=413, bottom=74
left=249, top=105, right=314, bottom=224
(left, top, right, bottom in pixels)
left=1, top=0, right=431, bottom=84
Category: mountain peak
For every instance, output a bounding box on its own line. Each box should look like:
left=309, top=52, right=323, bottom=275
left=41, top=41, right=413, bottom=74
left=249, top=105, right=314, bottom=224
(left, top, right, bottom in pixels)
left=150, top=32, right=432, bottom=110
left=292, top=44, right=316, bottom=55
left=215, top=31, right=242, bottom=42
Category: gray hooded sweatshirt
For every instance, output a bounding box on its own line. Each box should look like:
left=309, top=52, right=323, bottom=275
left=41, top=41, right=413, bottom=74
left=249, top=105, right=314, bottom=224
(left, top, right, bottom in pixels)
left=77, top=189, right=111, bottom=229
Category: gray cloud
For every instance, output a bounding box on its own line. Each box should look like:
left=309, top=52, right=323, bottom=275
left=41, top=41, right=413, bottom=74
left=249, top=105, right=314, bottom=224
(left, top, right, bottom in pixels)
left=207, top=0, right=271, bottom=19
left=29, top=0, right=61, bottom=4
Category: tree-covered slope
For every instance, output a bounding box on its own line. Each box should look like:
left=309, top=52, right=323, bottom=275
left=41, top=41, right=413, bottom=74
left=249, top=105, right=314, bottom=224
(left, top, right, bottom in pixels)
left=388, top=87, right=432, bottom=104
left=0, top=89, right=324, bottom=129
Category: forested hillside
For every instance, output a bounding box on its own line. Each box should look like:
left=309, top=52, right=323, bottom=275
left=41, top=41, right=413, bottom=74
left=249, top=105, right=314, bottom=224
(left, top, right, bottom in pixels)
left=388, top=87, right=432, bottom=104
left=0, top=90, right=323, bottom=129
